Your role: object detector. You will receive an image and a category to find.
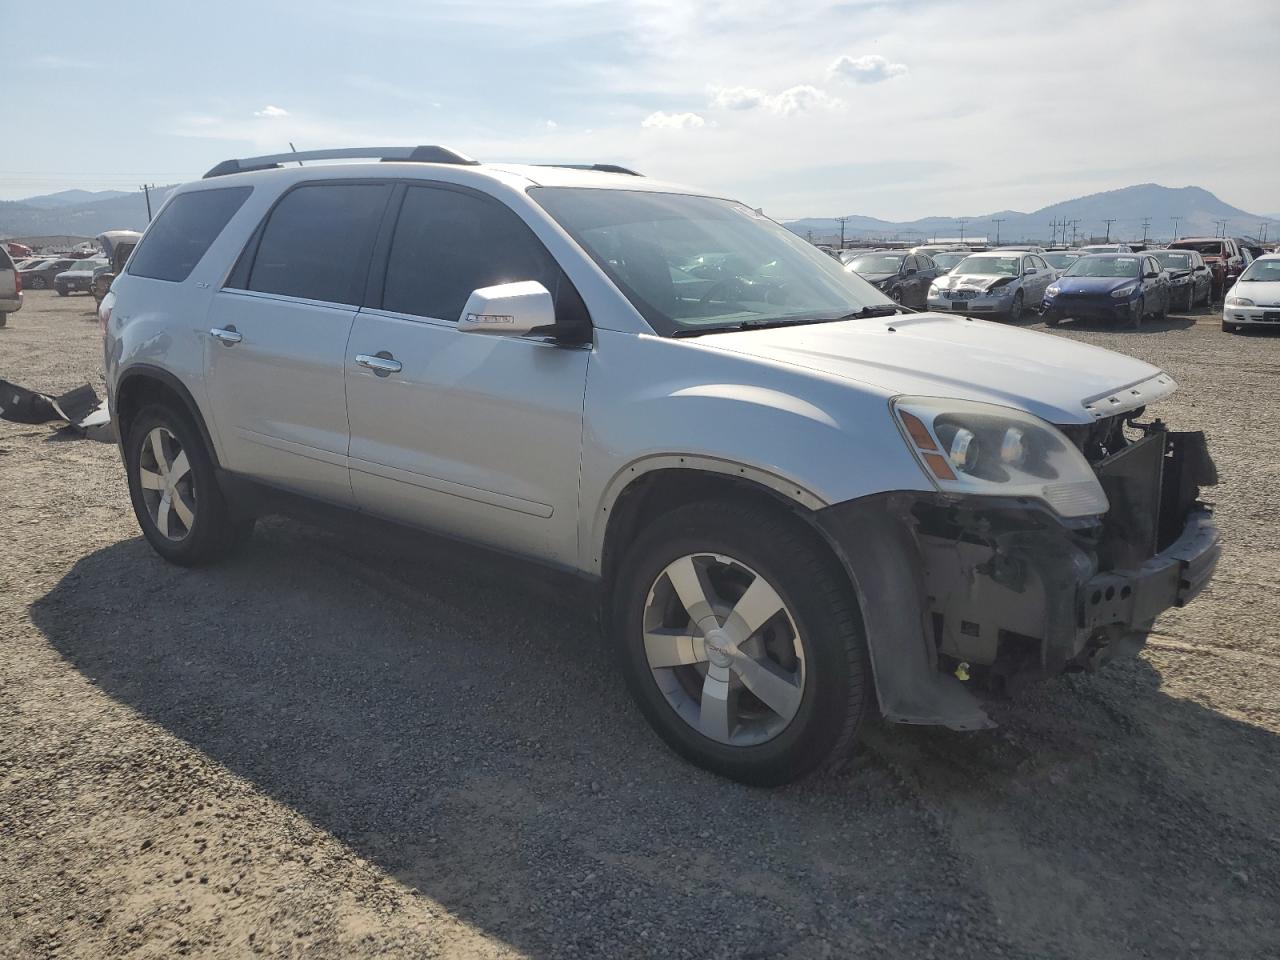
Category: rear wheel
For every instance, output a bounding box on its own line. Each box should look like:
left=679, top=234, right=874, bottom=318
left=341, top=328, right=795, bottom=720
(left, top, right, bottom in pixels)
left=124, top=404, right=253, bottom=565
left=0, top=312, right=7, bottom=328
left=30, top=276, right=47, bottom=289
left=611, top=501, right=871, bottom=786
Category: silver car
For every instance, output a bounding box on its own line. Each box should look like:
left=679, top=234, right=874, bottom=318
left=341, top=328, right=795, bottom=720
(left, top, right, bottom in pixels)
left=101, top=146, right=1221, bottom=786
left=926, top=251, right=1058, bottom=321
left=0, top=247, right=22, bottom=326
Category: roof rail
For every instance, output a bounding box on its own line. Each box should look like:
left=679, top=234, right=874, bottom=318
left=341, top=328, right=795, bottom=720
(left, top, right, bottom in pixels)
left=536, top=163, right=644, bottom=177
left=203, top=145, right=479, bottom=179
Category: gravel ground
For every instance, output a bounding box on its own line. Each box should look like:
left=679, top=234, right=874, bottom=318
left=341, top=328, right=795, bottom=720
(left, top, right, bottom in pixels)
left=1, top=291, right=1278, bottom=959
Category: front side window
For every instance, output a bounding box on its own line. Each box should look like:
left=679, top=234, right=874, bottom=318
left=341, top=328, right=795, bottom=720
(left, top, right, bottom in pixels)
left=381, top=186, right=570, bottom=323
left=245, top=183, right=389, bottom=305
left=129, top=187, right=251, bottom=282
left=532, top=187, right=892, bottom=336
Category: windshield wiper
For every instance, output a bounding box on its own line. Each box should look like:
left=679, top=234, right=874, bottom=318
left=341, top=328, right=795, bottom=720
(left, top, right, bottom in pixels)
left=672, top=304, right=908, bottom=337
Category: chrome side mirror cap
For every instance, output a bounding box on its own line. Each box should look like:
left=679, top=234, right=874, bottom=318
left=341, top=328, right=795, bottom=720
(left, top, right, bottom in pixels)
left=457, top=280, right=556, bottom=337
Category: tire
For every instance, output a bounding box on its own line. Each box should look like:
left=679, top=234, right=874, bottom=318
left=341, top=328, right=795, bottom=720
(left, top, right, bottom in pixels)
left=56, top=286, right=69, bottom=297
left=30, top=276, right=47, bottom=289
left=610, top=501, right=871, bottom=786
left=1157, top=291, right=1169, bottom=322
left=1044, top=312, right=1061, bottom=328
left=1006, top=290, right=1024, bottom=323
left=1222, top=321, right=1237, bottom=333
left=123, top=404, right=253, bottom=566
left=1130, top=296, right=1144, bottom=328
left=0, top=312, right=7, bottom=328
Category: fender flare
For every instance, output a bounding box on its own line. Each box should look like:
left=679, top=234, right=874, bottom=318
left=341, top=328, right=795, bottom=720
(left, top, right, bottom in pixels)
left=115, top=363, right=221, bottom=467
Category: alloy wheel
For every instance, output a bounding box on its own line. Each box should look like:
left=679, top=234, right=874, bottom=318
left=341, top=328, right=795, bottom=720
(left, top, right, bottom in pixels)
left=136, top=426, right=196, bottom=541
left=642, top=553, right=805, bottom=746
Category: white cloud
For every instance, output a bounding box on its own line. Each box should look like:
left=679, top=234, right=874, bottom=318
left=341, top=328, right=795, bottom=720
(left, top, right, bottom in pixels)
left=253, top=105, right=290, bottom=118
left=828, top=54, right=908, bottom=85
left=641, top=111, right=706, bottom=130
left=544, top=119, right=559, bottom=130
left=709, top=84, right=841, bottom=116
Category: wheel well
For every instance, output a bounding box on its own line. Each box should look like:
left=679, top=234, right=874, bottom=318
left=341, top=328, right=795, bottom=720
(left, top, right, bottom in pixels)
left=599, top=468, right=840, bottom=593
left=115, top=371, right=219, bottom=466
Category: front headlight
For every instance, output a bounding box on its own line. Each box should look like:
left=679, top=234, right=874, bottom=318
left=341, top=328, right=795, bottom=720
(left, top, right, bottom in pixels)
left=1045, top=284, right=1060, bottom=296
left=1110, top=284, right=1138, bottom=298
left=892, top=396, right=1109, bottom=518
left=986, top=282, right=1015, bottom=297
left=1225, top=296, right=1254, bottom=307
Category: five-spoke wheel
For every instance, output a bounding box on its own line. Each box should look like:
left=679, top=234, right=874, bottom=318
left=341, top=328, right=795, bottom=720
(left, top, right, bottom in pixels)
left=137, top=426, right=197, bottom=541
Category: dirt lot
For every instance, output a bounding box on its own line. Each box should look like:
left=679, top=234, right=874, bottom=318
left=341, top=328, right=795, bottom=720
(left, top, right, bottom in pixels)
left=1, top=290, right=1278, bottom=959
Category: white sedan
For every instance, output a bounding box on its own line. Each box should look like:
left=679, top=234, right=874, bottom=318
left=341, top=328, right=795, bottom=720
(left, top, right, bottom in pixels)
left=1222, top=254, right=1280, bottom=333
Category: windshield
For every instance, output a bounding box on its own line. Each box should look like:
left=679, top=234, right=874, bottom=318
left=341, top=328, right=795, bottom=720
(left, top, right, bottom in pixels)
left=1064, top=256, right=1141, bottom=278
left=531, top=188, right=892, bottom=335
left=1043, top=252, right=1080, bottom=269
left=1152, top=251, right=1192, bottom=270
left=1239, top=259, right=1280, bottom=282
left=932, top=252, right=967, bottom=270
left=846, top=254, right=904, bottom=274
left=22, top=259, right=54, bottom=270
left=1172, top=240, right=1223, bottom=256
left=954, top=255, right=1019, bottom=276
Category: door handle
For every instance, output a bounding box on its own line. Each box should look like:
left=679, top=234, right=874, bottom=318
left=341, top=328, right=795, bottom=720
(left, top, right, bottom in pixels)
left=210, top=327, right=242, bottom=345
left=356, top=353, right=402, bottom=376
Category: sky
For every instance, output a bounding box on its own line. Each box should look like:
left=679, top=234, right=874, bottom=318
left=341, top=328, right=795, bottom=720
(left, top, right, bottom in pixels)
left=5, top=0, right=1279, bottom=219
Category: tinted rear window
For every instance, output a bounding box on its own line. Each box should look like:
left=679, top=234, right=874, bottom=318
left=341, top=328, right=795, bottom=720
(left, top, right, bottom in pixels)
left=128, top=187, right=252, bottom=282
left=245, top=183, right=390, bottom=305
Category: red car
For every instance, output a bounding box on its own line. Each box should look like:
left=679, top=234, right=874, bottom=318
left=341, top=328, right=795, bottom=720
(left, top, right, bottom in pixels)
left=1168, top=237, right=1245, bottom=301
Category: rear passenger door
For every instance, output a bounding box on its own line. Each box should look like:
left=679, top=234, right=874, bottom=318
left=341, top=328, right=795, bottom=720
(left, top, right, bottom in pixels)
left=205, top=181, right=392, bottom=505
left=344, top=183, right=590, bottom=567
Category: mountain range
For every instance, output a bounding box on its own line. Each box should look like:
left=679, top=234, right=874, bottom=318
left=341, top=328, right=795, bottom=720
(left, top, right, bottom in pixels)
left=784, top=184, right=1273, bottom=246
left=0, top=188, right=175, bottom=240
left=2, top=182, right=1272, bottom=247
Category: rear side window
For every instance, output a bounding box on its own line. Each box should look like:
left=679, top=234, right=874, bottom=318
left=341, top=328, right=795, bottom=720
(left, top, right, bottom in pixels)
left=245, top=183, right=390, bottom=305
left=128, top=187, right=251, bottom=282
left=382, top=186, right=571, bottom=322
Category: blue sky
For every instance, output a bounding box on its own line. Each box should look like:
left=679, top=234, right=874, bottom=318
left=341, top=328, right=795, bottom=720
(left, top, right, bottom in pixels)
left=5, top=0, right=1279, bottom=218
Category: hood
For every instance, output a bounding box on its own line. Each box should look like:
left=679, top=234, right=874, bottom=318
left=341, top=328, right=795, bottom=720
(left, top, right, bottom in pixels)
left=934, top=273, right=1014, bottom=292
left=1053, top=275, right=1138, bottom=294
left=855, top=272, right=896, bottom=284
left=1231, top=280, right=1280, bottom=306
left=696, top=312, right=1174, bottom=425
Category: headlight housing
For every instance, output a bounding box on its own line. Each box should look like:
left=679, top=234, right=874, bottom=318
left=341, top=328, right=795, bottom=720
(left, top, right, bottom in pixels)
left=1225, top=295, right=1254, bottom=307
left=1045, top=284, right=1061, bottom=296
left=1110, top=284, right=1138, bottom=298
left=892, top=396, right=1109, bottom=518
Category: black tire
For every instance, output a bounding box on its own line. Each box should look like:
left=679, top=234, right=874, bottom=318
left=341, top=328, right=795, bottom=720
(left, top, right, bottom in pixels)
left=30, top=276, right=47, bottom=289
left=1044, top=312, right=1061, bottom=327
left=610, top=501, right=871, bottom=786
left=1222, top=321, right=1236, bottom=334
left=1157, top=290, right=1169, bottom=322
left=0, top=312, right=7, bottom=328
left=123, top=404, right=253, bottom=566
left=1130, top=296, right=1144, bottom=328
left=1006, top=290, right=1024, bottom=323
left=56, top=286, right=69, bottom=297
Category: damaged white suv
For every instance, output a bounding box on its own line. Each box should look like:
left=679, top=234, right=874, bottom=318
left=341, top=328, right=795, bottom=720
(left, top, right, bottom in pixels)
left=102, top=147, right=1221, bottom=785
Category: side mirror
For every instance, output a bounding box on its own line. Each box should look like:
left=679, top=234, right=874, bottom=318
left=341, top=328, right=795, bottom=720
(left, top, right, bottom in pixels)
left=1144, top=271, right=1159, bottom=279
left=1024, top=267, right=1038, bottom=275
left=457, top=280, right=557, bottom=337
left=905, top=267, right=917, bottom=275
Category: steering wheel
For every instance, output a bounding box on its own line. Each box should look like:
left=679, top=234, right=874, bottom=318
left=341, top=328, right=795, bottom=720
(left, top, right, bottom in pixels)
left=696, top=277, right=742, bottom=309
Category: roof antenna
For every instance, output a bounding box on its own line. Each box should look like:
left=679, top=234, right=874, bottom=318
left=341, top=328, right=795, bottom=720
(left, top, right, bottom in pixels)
left=289, top=142, right=304, bottom=167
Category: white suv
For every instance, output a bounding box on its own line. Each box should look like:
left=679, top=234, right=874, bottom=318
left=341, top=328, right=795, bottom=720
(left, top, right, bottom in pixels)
left=102, top=146, right=1221, bottom=785
left=0, top=246, right=22, bottom=326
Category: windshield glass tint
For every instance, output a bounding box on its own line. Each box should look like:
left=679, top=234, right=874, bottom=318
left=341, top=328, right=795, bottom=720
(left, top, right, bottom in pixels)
left=1043, top=253, right=1079, bottom=268
left=1240, top=259, right=1280, bottom=282
left=1065, top=256, right=1141, bottom=278
left=932, top=253, right=967, bottom=269
left=954, top=255, right=1019, bottom=276
left=847, top=254, right=904, bottom=274
left=1173, top=241, right=1223, bottom=256
left=531, top=188, right=890, bottom=335
left=1152, top=252, right=1192, bottom=269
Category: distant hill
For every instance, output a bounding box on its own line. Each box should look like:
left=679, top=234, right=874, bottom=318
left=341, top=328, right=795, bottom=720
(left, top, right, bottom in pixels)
left=0, top=187, right=176, bottom=239
left=19, top=189, right=134, bottom=209
left=786, top=183, right=1272, bottom=246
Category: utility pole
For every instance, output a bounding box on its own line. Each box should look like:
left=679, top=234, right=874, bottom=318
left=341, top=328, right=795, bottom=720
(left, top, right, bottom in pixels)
left=806, top=230, right=814, bottom=244
left=1171, top=216, right=1181, bottom=241
left=1049, top=219, right=1058, bottom=246
left=1141, top=217, right=1151, bottom=245
left=958, top=218, right=968, bottom=243
left=1102, top=218, right=1116, bottom=243
left=1068, top=219, right=1080, bottom=246
left=834, top=216, right=852, bottom=250
left=991, top=218, right=1005, bottom=245
left=1213, top=219, right=1228, bottom=238
left=140, top=184, right=153, bottom=222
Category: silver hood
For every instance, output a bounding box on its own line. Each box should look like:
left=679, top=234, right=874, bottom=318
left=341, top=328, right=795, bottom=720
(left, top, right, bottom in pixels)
left=697, top=312, right=1176, bottom=425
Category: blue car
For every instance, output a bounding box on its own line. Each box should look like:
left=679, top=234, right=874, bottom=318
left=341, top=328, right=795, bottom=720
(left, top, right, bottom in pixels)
left=1042, top=253, right=1171, bottom=328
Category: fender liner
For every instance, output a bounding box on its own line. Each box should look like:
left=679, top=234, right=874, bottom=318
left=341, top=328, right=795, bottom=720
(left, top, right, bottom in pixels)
left=816, top=493, right=993, bottom=731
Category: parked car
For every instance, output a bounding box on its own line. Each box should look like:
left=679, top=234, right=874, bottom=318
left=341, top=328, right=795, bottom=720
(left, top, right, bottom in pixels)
left=929, top=251, right=969, bottom=274
left=1042, top=250, right=1083, bottom=272
left=0, top=246, right=22, bottom=327
left=1149, top=249, right=1212, bottom=310
left=926, top=251, right=1056, bottom=321
left=54, top=258, right=109, bottom=296
left=1168, top=237, right=1246, bottom=300
left=91, top=230, right=143, bottom=306
left=1079, top=243, right=1133, bottom=254
left=19, top=257, right=80, bottom=289
left=843, top=251, right=941, bottom=307
left=102, top=145, right=1221, bottom=786
left=909, top=243, right=968, bottom=258
left=1222, top=253, right=1280, bottom=333
left=993, top=245, right=1046, bottom=254
left=1042, top=253, right=1171, bottom=328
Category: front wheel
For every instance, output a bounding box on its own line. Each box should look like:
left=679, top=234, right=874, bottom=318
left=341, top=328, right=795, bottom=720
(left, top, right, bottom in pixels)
left=611, top=501, right=871, bottom=786
left=56, top=286, right=69, bottom=297
left=1222, top=321, right=1237, bottom=333
left=124, top=404, right=253, bottom=566
left=1130, top=296, right=1145, bottom=328
left=1157, top=291, right=1169, bottom=322
left=1006, top=290, right=1024, bottom=323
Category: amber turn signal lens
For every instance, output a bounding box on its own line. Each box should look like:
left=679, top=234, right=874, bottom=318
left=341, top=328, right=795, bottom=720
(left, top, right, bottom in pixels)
left=899, top=410, right=938, bottom=451
left=922, top=452, right=957, bottom=481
